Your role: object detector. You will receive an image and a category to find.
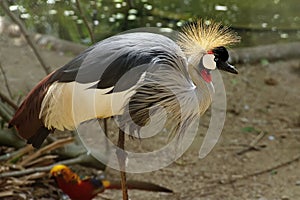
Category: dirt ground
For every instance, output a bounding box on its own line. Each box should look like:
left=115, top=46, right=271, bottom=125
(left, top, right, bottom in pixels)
left=0, top=32, right=300, bottom=200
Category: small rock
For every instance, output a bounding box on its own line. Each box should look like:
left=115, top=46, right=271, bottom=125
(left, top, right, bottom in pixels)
left=240, top=117, right=249, bottom=123
left=264, top=77, right=278, bottom=86
left=257, top=197, right=267, bottom=200
left=8, top=24, right=21, bottom=38
left=296, top=180, right=300, bottom=186
left=244, top=104, right=250, bottom=110
left=268, top=135, right=275, bottom=141
left=279, top=134, right=287, bottom=139
left=281, top=195, right=289, bottom=200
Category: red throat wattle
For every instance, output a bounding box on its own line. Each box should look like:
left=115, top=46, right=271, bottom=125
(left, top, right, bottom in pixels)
left=200, top=69, right=212, bottom=83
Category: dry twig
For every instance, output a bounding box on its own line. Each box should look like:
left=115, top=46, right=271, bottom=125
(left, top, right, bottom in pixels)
left=0, top=191, right=14, bottom=198
left=0, top=91, right=18, bottom=110
left=0, top=155, right=92, bottom=178
left=75, top=0, right=95, bottom=43
left=278, top=128, right=300, bottom=133
left=5, top=145, right=34, bottom=163
left=226, top=154, right=300, bottom=184
left=236, top=131, right=265, bottom=155
left=203, top=154, right=300, bottom=188
left=0, top=62, right=13, bottom=99
left=0, top=101, right=12, bottom=122
left=24, top=155, right=58, bottom=168
left=19, top=137, right=74, bottom=166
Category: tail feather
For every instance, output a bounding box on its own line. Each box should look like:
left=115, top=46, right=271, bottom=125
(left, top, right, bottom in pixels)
left=107, top=180, right=173, bottom=193
left=27, top=126, right=51, bottom=148
left=9, top=72, right=55, bottom=148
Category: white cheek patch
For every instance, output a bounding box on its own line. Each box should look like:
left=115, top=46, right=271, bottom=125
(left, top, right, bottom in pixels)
left=202, top=54, right=217, bottom=70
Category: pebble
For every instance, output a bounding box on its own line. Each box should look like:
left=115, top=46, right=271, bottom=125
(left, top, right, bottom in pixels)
left=281, top=195, right=289, bottom=200
left=257, top=197, right=267, bottom=200
left=296, top=180, right=300, bottom=186
left=264, top=77, right=278, bottom=86
left=268, top=135, right=275, bottom=141
left=240, top=117, right=249, bottom=123
left=244, top=104, right=250, bottom=110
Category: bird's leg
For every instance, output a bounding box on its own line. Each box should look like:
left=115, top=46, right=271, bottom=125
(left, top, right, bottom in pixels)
left=103, top=118, right=110, bottom=156
left=116, top=128, right=129, bottom=200
left=103, top=118, right=108, bottom=137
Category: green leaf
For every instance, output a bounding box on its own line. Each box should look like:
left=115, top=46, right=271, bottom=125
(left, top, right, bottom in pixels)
left=260, top=59, right=269, bottom=66
left=231, top=79, right=238, bottom=85
left=270, top=170, right=277, bottom=175
left=241, top=126, right=258, bottom=133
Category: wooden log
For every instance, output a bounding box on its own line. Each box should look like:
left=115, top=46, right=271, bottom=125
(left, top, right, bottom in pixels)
left=230, top=42, right=300, bottom=64
left=33, top=34, right=87, bottom=56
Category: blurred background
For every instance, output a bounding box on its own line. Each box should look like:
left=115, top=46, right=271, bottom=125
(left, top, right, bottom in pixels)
left=0, top=0, right=299, bottom=199
left=2, top=0, right=299, bottom=46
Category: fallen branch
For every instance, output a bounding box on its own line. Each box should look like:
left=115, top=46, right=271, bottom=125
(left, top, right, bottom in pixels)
left=75, top=0, right=95, bottom=43
left=34, top=34, right=87, bottom=55
left=238, top=154, right=300, bottom=181
left=0, top=128, right=26, bottom=149
left=24, top=155, right=58, bottom=168
left=196, top=154, right=300, bottom=196
left=0, top=62, right=13, bottom=99
left=236, top=131, right=265, bottom=155
left=277, top=128, right=300, bottom=133
left=0, top=154, right=99, bottom=178
left=0, top=191, right=14, bottom=198
left=0, top=91, right=18, bottom=110
left=0, top=128, right=107, bottom=169
left=209, top=154, right=300, bottom=186
left=19, top=137, right=74, bottom=166
left=21, top=171, right=46, bottom=180
left=0, top=101, right=12, bottom=123
left=5, top=145, right=33, bottom=163
left=230, top=42, right=300, bottom=64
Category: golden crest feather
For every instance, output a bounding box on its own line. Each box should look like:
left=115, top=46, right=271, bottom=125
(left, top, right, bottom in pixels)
left=177, top=20, right=240, bottom=56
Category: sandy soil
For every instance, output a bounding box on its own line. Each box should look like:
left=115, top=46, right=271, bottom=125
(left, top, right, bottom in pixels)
left=0, top=32, right=300, bottom=200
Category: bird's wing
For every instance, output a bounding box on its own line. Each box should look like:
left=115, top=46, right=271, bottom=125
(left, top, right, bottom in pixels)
left=81, top=178, right=106, bottom=195
left=51, top=32, right=187, bottom=93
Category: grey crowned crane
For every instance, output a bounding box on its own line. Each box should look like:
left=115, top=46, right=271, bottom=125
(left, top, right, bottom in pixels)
left=9, top=20, right=239, bottom=200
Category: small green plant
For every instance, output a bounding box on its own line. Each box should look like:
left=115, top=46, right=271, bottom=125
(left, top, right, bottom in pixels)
left=241, top=126, right=259, bottom=133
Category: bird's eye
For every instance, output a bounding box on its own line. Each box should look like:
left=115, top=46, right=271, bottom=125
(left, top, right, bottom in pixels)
left=214, top=57, right=218, bottom=62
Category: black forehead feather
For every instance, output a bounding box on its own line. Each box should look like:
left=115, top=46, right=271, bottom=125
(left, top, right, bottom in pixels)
left=212, top=46, right=229, bottom=61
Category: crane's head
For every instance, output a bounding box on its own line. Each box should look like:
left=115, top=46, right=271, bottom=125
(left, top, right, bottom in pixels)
left=198, top=46, right=238, bottom=82
left=211, top=46, right=238, bottom=74
left=178, top=20, right=240, bottom=83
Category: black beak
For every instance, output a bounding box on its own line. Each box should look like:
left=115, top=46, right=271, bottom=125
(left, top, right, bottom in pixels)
left=217, top=61, right=238, bottom=74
